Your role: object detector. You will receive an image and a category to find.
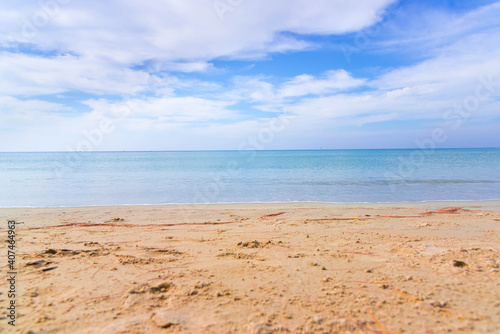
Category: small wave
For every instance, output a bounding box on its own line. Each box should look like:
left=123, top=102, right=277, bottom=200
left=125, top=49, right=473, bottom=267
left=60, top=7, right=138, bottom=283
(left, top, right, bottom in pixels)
left=287, top=180, right=499, bottom=186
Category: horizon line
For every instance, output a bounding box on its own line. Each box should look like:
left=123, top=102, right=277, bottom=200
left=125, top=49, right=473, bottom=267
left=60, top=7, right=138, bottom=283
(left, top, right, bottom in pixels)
left=1, top=147, right=499, bottom=153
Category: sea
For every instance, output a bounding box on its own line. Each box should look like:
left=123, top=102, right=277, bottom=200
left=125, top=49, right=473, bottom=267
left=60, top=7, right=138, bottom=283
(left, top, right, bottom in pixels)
left=0, top=149, right=499, bottom=207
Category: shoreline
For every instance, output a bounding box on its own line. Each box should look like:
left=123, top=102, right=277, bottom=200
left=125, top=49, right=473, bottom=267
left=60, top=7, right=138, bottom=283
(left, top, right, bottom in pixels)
left=1, top=201, right=499, bottom=332
left=2, top=199, right=500, bottom=210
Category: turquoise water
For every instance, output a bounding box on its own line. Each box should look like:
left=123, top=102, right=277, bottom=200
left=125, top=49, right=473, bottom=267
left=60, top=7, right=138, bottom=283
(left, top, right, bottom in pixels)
left=0, top=149, right=499, bottom=207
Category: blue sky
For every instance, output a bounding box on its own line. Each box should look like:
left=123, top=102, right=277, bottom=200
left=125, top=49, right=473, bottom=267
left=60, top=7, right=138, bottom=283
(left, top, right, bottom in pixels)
left=0, top=0, right=499, bottom=151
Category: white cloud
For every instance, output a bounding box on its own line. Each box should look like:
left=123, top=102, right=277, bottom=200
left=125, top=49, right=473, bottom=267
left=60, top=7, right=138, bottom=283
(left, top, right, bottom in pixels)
left=155, top=61, right=215, bottom=73
left=223, top=70, right=366, bottom=105
left=1, top=0, right=395, bottom=64
left=0, top=52, right=177, bottom=96
left=279, top=70, right=366, bottom=97
left=223, top=76, right=276, bottom=103
left=267, top=4, right=500, bottom=127
left=0, top=95, right=68, bottom=121
left=373, top=2, right=500, bottom=57
left=83, top=96, right=239, bottom=124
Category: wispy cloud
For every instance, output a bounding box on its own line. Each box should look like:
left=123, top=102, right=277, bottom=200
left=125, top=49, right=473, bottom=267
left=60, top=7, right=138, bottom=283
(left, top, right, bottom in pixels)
left=1, top=0, right=395, bottom=63
left=279, top=70, right=366, bottom=97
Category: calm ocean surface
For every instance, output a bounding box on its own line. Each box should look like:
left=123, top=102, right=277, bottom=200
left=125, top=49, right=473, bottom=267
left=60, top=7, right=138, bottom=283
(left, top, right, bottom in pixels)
left=0, top=149, right=499, bottom=207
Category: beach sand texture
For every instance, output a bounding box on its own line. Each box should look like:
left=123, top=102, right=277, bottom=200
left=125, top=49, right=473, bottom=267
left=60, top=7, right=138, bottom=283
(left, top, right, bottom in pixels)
left=1, top=201, right=500, bottom=333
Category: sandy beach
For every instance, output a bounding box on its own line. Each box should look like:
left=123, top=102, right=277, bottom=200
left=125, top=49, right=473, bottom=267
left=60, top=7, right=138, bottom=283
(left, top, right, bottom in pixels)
left=1, top=201, right=500, bottom=333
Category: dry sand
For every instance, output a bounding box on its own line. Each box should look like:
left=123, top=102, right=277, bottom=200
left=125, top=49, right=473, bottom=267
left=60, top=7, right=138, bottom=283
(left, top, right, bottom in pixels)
left=1, top=201, right=500, bottom=333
